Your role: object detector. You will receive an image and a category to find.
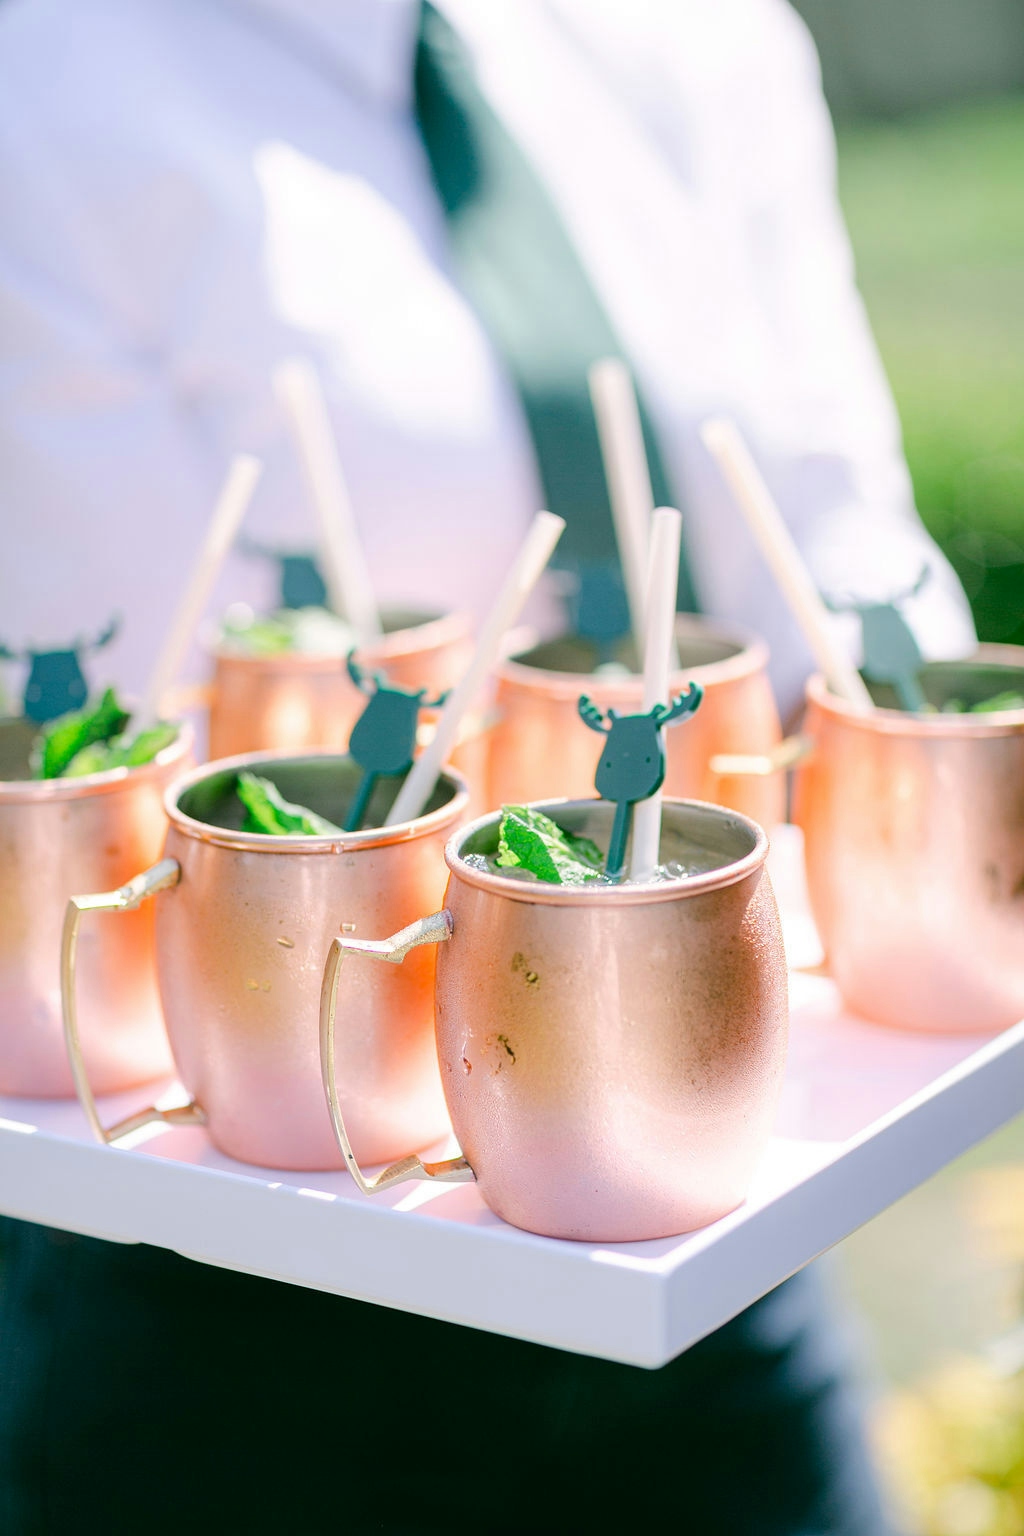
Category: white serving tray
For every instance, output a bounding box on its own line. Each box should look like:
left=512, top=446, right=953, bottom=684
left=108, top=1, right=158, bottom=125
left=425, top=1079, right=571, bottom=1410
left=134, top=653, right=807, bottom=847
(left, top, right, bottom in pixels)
left=1, top=826, right=1021, bottom=1368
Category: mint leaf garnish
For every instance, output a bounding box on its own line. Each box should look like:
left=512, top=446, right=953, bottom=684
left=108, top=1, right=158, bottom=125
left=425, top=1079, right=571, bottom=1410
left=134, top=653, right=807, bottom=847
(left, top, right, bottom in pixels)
left=34, top=687, right=131, bottom=779
left=62, top=742, right=116, bottom=777
left=943, top=691, right=1024, bottom=714
left=495, top=806, right=603, bottom=885
left=236, top=771, right=341, bottom=836
left=222, top=613, right=294, bottom=655
left=221, top=606, right=356, bottom=657
left=122, top=721, right=179, bottom=765
left=969, top=690, right=1024, bottom=713
left=62, top=720, right=180, bottom=778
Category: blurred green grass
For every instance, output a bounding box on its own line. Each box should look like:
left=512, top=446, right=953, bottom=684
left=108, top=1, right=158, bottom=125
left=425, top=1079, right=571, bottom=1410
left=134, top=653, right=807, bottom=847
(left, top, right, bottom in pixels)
left=836, top=96, right=1024, bottom=644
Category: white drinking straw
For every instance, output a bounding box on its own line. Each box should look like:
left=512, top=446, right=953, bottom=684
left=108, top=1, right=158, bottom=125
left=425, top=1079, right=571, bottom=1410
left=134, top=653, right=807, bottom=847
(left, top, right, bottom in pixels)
left=589, top=358, right=680, bottom=671
left=588, top=359, right=651, bottom=654
left=139, top=454, right=263, bottom=726
left=700, top=418, right=874, bottom=710
left=630, top=508, right=683, bottom=882
left=385, top=511, right=566, bottom=827
left=274, top=357, right=382, bottom=645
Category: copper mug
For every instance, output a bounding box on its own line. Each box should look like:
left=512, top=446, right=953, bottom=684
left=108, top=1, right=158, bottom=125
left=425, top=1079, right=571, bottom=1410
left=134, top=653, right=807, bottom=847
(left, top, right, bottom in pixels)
left=486, top=616, right=785, bottom=830
left=62, top=752, right=469, bottom=1168
left=790, top=647, right=1024, bottom=1034
left=321, top=798, right=789, bottom=1242
left=208, top=607, right=474, bottom=760
left=0, top=715, right=193, bottom=1097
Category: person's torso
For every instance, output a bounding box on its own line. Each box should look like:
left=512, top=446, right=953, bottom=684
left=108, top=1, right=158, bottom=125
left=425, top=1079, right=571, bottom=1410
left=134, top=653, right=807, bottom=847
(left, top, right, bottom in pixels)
left=0, top=0, right=826, bottom=680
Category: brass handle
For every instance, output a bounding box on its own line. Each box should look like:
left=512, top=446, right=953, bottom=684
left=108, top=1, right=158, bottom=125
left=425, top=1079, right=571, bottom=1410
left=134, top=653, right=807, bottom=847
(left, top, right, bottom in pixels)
left=319, top=910, right=475, bottom=1194
left=710, top=734, right=814, bottom=778
left=61, top=858, right=207, bottom=1144
left=160, top=679, right=214, bottom=716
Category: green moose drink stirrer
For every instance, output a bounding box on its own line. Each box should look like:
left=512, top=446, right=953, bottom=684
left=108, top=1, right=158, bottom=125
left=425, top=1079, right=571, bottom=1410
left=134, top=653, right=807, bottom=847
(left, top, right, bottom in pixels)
left=578, top=684, right=703, bottom=879
left=569, top=563, right=633, bottom=665
left=824, top=566, right=931, bottom=713
left=0, top=617, right=119, bottom=723
left=343, top=653, right=449, bottom=832
left=241, top=539, right=328, bottom=610
left=578, top=507, right=703, bottom=881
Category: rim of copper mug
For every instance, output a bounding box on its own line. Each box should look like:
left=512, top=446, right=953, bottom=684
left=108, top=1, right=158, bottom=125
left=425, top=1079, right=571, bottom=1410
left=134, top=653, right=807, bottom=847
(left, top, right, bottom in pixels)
left=210, top=608, right=472, bottom=674
left=163, top=747, right=470, bottom=853
left=496, top=613, right=769, bottom=699
left=0, top=719, right=194, bottom=806
left=806, top=644, right=1024, bottom=739
left=445, top=796, right=770, bottom=906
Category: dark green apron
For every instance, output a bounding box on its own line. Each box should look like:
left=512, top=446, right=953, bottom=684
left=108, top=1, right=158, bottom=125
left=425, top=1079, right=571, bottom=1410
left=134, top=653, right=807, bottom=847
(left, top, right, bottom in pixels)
left=414, top=2, right=698, bottom=611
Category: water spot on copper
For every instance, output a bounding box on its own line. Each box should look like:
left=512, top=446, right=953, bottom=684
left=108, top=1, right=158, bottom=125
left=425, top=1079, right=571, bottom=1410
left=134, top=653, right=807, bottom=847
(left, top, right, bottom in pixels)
left=245, top=978, right=259, bottom=990
left=511, top=951, right=525, bottom=973
left=261, top=981, right=271, bottom=992
left=277, top=936, right=295, bottom=948
left=462, top=1056, right=472, bottom=1074
left=497, top=1033, right=516, bottom=1064
left=525, top=970, right=539, bottom=986
left=341, top=922, right=357, bottom=934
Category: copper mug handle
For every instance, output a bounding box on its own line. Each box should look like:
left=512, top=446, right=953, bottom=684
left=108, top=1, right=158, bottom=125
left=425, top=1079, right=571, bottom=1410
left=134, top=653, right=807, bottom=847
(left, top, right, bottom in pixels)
left=61, top=858, right=208, bottom=1144
left=709, top=733, right=814, bottom=778
left=319, top=911, right=475, bottom=1194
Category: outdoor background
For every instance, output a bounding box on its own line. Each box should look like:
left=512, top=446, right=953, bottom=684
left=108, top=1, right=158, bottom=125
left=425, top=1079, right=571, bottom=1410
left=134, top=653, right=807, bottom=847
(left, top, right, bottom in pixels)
left=791, top=2, right=1024, bottom=1531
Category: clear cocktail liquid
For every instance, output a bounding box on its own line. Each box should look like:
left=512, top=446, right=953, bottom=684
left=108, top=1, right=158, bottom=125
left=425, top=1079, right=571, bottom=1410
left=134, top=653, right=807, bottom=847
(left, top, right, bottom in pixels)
left=460, top=848, right=723, bottom=886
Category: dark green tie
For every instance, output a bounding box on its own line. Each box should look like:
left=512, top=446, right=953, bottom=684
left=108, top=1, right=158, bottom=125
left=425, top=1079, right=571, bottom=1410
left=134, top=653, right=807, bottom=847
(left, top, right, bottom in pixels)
left=413, top=2, right=698, bottom=612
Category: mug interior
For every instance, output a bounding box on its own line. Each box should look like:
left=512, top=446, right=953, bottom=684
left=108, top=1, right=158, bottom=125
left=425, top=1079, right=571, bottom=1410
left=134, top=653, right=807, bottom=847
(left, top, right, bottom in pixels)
left=0, top=718, right=40, bottom=781
left=378, top=605, right=445, bottom=635
left=862, top=659, right=1024, bottom=712
left=176, top=753, right=459, bottom=834
left=455, top=798, right=762, bottom=892
left=512, top=631, right=741, bottom=677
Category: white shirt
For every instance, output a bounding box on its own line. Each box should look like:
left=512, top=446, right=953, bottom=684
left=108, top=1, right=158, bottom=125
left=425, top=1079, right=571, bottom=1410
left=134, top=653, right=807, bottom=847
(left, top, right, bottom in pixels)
left=0, top=0, right=975, bottom=715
